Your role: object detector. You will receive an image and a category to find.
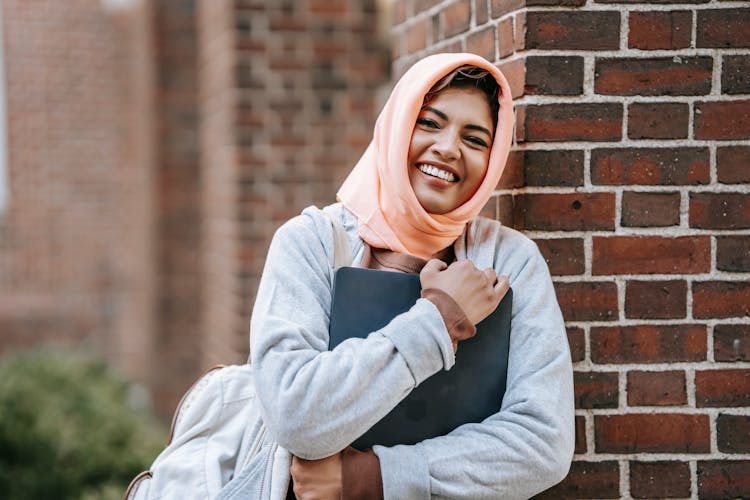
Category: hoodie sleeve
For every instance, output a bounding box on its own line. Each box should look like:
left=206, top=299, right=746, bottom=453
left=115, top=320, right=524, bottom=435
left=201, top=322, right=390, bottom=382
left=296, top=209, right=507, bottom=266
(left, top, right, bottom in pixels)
left=373, top=240, right=575, bottom=500
left=249, top=209, right=456, bottom=459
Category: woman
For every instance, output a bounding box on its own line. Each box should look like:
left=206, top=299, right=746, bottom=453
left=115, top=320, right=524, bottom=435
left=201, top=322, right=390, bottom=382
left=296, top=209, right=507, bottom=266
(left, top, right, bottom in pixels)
left=250, top=53, right=574, bottom=499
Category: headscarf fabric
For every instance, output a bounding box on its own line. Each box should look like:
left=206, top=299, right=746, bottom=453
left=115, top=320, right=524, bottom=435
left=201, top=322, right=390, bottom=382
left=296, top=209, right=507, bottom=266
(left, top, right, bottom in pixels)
left=337, top=53, right=514, bottom=259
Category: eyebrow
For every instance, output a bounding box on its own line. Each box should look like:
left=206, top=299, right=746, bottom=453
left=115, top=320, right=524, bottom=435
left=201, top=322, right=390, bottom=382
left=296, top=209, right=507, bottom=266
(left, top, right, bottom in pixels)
left=422, top=105, right=493, bottom=138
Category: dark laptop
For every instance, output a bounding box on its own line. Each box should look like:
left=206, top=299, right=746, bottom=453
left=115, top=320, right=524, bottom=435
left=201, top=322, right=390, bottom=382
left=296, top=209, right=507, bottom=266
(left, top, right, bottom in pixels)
left=328, top=266, right=512, bottom=450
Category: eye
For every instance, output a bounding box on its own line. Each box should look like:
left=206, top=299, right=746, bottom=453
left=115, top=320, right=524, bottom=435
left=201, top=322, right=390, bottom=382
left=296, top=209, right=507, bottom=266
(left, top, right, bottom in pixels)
left=465, top=135, right=489, bottom=148
left=416, top=118, right=439, bottom=129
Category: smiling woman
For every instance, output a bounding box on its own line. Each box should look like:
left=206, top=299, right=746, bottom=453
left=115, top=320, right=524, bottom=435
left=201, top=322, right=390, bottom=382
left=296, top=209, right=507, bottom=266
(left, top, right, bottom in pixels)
left=241, top=52, right=575, bottom=500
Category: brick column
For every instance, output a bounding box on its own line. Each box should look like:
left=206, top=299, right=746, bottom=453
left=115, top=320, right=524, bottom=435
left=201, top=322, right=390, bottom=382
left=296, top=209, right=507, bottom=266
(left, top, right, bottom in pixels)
left=394, top=0, right=750, bottom=497
left=198, top=0, right=389, bottom=369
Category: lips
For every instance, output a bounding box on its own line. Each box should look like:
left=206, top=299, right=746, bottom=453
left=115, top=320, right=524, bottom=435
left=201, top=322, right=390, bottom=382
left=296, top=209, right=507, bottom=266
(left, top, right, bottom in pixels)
left=416, top=163, right=458, bottom=182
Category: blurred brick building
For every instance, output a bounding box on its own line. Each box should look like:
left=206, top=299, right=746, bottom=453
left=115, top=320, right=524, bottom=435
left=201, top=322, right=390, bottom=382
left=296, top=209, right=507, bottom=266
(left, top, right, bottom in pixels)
left=0, top=0, right=389, bottom=416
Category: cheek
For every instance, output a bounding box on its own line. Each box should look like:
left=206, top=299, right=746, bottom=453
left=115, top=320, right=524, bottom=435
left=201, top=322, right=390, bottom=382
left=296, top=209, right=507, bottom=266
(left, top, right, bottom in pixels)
left=467, top=150, right=491, bottom=183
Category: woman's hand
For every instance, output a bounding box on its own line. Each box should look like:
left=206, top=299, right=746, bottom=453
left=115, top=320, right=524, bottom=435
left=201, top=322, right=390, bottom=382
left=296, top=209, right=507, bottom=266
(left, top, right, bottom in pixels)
left=420, top=259, right=509, bottom=325
left=290, top=453, right=342, bottom=500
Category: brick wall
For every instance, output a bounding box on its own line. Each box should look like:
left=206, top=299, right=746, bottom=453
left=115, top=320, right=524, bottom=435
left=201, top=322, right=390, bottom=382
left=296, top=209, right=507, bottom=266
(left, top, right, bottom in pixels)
left=394, top=0, right=750, bottom=497
left=0, top=0, right=156, bottom=387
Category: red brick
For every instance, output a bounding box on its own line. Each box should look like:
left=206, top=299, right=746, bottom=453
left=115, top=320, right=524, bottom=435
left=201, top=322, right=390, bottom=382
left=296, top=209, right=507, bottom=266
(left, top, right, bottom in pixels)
left=522, top=104, right=622, bottom=142
left=575, top=371, right=619, bottom=409
left=309, top=0, right=347, bottom=14
left=268, top=15, right=307, bottom=32
left=496, top=18, right=514, bottom=58
left=515, top=105, right=525, bottom=142
left=467, top=26, right=495, bottom=62
left=621, top=191, right=680, bottom=227
left=568, top=326, right=586, bottom=363
left=628, top=102, right=689, bottom=139
left=723, top=55, right=750, bottom=94
left=514, top=193, right=616, bottom=231
left=490, top=0, right=524, bottom=19
left=405, top=19, right=428, bottom=54
left=591, top=324, right=707, bottom=364
left=714, top=324, right=750, bottom=362
left=717, top=146, right=750, bottom=184
left=693, top=281, right=750, bottom=319
left=629, top=11, right=692, bottom=50
left=527, top=0, right=585, bottom=5
left=697, top=9, right=750, bottom=48
left=626, top=280, right=687, bottom=319
left=555, top=282, right=619, bottom=322
left=414, top=0, right=441, bottom=13
left=591, top=147, right=710, bottom=185
left=595, top=414, right=710, bottom=453
left=392, top=0, right=407, bottom=25
left=598, top=0, right=705, bottom=3
left=497, top=150, right=523, bottom=189
left=698, top=460, right=750, bottom=499
left=526, top=11, right=620, bottom=50
left=523, top=150, right=584, bottom=187
left=474, top=0, right=489, bottom=25
left=575, top=415, right=587, bottom=454
left=513, top=12, right=525, bottom=52
left=694, top=100, right=750, bottom=140
left=690, top=193, right=750, bottom=229
left=630, top=461, right=691, bottom=499
left=593, top=236, right=710, bottom=275
left=595, top=57, right=713, bottom=96
left=696, top=369, right=750, bottom=407
left=497, top=58, right=525, bottom=99
left=525, top=56, right=584, bottom=96
left=627, top=370, right=687, bottom=406
left=718, top=414, right=750, bottom=453
left=442, top=0, right=471, bottom=38
left=535, top=461, right=620, bottom=499
left=535, top=238, right=585, bottom=276
left=717, top=236, right=750, bottom=272
left=497, top=194, right=514, bottom=227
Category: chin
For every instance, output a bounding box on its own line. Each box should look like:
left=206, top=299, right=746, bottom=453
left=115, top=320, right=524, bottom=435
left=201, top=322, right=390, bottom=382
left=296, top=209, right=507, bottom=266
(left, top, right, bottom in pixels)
left=417, top=198, right=452, bottom=215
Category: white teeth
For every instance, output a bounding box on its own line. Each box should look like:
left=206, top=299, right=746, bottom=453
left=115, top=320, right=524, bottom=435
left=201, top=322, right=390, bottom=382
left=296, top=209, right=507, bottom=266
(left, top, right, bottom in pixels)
left=417, top=164, right=457, bottom=182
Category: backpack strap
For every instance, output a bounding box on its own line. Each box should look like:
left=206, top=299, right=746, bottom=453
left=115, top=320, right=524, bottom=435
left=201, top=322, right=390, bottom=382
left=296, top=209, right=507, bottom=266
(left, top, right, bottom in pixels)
left=321, top=206, right=352, bottom=270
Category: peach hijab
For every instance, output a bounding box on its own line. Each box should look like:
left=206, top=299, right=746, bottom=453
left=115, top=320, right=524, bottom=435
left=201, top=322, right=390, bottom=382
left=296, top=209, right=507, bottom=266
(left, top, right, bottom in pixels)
left=337, top=53, right=514, bottom=259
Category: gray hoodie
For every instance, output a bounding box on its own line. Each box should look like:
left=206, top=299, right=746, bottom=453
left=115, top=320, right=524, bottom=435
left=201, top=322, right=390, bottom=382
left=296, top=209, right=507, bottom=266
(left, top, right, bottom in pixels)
left=250, top=204, right=574, bottom=499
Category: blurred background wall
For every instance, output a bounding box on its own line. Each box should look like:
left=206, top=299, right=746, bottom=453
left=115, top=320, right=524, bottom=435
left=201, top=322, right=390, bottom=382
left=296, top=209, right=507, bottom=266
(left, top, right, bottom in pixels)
left=1, top=0, right=748, bottom=497
left=0, top=0, right=389, bottom=417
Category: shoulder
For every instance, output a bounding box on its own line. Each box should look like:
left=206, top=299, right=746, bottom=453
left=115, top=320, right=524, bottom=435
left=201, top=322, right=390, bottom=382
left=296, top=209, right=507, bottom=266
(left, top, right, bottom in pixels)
left=466, top=216, right=542, bottom=268
left=266, top=206, right=334, bottom=265
left=269, top=203, right=363, bottom=265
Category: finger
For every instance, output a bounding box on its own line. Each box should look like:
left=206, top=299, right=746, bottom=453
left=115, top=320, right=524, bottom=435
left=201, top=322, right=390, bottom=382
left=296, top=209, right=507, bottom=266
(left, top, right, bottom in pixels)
left=494, top=275, right=510, bottom=295
left=422, top=258, right=448, bottom=275
left=482, top=268, right=497, bottom=285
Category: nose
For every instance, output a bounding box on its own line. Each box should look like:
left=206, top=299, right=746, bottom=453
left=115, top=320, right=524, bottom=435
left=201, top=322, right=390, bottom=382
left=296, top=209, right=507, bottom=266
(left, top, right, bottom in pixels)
left=431, top=129, right=461, bottom=161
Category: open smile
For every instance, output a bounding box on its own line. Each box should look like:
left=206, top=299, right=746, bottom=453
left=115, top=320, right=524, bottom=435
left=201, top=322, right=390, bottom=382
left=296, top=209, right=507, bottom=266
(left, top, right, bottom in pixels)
left=416, top=163, right=459, bottom=183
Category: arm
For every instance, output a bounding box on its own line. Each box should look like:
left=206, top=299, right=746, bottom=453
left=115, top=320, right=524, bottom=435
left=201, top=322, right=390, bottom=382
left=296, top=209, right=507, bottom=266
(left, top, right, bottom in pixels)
left=250, top=210, right=456, bottom=459
left=373, top=243, right=575, bottom=499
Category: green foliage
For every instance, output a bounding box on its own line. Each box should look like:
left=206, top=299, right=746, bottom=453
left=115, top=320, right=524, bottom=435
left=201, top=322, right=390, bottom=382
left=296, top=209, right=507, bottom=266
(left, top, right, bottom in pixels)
left=0, top=348, right=167, bottom=499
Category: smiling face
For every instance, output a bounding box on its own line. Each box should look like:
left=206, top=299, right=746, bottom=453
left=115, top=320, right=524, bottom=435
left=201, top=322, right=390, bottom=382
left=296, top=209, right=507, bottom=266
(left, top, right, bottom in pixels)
left=407, top=86, right=495, bottom=215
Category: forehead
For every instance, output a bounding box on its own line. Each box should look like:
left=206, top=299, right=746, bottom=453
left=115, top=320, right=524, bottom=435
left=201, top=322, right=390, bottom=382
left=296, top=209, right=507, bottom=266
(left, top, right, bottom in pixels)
left=423, top=87, right=493, bottom=126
